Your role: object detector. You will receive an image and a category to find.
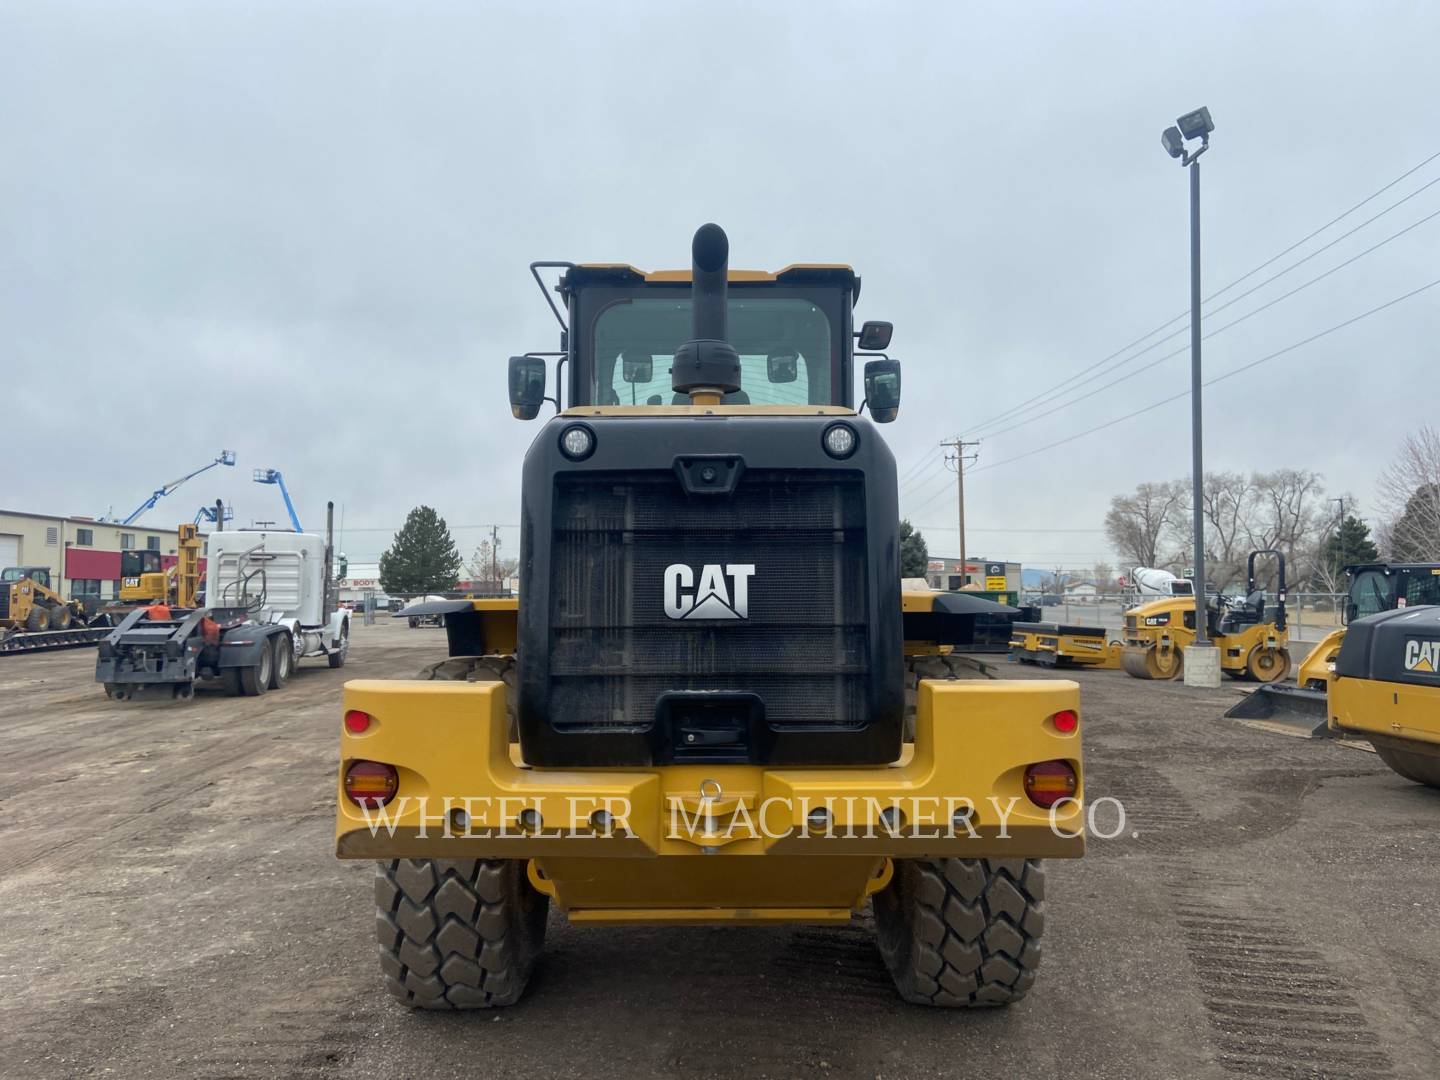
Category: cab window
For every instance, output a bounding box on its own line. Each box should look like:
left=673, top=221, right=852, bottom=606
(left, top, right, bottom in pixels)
left=590, top=296, right=833, bottom=407
left=1404, top=572, right=1440, bottom=607
left=1350, top=570, right=1392, bottom=619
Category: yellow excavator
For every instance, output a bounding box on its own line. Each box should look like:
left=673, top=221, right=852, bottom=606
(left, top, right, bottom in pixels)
left=115, top=525, right=202, bottom=608
left=1121, top=550, right=1290, bottom=682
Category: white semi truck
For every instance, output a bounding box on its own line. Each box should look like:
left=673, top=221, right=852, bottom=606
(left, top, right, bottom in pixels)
left=97, top=504, right=349, bottom=701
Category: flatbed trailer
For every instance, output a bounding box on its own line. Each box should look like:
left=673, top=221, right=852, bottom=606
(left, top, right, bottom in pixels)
left=0, top=625, right=111, bottom=656
left=1010, top=621, right=1124, bottom=669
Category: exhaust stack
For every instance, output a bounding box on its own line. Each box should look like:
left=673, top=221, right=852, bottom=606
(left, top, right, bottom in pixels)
left=671, top=223, right=741, bottom=403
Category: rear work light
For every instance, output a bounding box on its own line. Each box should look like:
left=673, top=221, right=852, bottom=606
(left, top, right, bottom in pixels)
left=1024, top=760, right=1078, bottom=809
left=344, top=709, right=372, bottom=734
left=1050, top=709, right=1079, bottom=734
left=344, top=761, right=398, bottom=807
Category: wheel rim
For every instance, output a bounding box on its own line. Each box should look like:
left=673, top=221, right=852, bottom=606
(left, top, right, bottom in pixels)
left=277, top=640, right=292, bottom=680
left=258, top=646, right=272, bottom=684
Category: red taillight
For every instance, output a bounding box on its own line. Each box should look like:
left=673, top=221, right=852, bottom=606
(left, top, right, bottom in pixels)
left=344, top=709, right=372, bottom=734
left=1051, top=709, right=1079, bottom=734
left=1024, top=760, right=1078, bottom=809
left=344, top=760, right=398, bottom=806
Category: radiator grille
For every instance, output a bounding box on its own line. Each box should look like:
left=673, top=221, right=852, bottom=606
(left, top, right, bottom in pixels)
left=548, top=470, right=868, bottom=729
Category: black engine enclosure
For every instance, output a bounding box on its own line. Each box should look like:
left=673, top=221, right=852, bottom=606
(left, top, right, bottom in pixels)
left=515, top=411, right=903, bottom=768
left=1335, top=605, right=1440, bottom=686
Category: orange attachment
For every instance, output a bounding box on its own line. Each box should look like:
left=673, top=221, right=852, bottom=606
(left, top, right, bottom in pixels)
left=145, top=604, right=172, bottom=621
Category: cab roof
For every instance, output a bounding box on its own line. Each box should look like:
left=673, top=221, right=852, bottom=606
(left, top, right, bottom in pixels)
left=560, top=263, right=861, bottom=303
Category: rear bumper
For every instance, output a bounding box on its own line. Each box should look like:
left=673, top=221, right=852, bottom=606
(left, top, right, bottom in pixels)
left=335, top=678, right=1085, bottom=862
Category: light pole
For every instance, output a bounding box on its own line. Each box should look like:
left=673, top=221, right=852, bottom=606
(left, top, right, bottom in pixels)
left=1163, top=106, right=1218, bottom=685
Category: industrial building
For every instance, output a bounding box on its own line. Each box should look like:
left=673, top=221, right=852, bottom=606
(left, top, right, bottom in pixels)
left=0, top=510, right=207, bottom=606
left=925, top=557, right=1021, bottom=592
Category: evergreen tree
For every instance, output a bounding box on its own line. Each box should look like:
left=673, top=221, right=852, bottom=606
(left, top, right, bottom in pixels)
left=379, top=506, right=463, bottom=594
left=899, top=519, right=929, bottom=579
left=1321, top=515, right=1379, bottom=579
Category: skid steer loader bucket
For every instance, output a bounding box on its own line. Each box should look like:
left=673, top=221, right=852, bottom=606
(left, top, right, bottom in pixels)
left=1224, top=683, right=1331, bottom=738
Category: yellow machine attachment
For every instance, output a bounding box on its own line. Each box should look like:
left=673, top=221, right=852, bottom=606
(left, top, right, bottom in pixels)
left=0, top=566, right=85, bottom=634
left=1010, top=622, right=1124, bottom=670
left=337, top=677, right=1084, bottom=921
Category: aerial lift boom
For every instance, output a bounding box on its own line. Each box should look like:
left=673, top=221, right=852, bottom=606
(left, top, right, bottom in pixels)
left=108, top=450, right=236, bottom=525
left=253, top=469, right=303, bottom=532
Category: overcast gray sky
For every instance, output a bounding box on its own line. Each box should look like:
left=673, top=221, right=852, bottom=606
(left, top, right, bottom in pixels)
left=3, top=2, right=1437, bottom=569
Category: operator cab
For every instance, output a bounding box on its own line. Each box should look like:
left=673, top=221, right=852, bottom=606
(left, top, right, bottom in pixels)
left=120, top=550, right=164, bottom=578
left=1, top=566, right=51, bottom=588
left=509, top=227, right=898, bottom=419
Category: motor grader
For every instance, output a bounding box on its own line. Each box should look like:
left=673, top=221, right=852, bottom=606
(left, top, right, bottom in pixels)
left=1121, top=549, right=1291, bottom=682
left=336, top=225, right=1084, bottom=1010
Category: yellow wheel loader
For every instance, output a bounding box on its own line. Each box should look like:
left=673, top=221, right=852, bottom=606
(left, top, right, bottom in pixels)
left=336, top=225, right=1084, bottom=1011
left=1121, top=549, right=1291, bottom=683
left=1327, top=605, right=1440, bottom=787
left=0, top=566, right=87, bottom=636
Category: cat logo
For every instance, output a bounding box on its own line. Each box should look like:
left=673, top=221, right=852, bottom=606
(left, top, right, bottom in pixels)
left=663, top=563, right=754, bottom=621
left=1404, top=639, right=1440, bottom=674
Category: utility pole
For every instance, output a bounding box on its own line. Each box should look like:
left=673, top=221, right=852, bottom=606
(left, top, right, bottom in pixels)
left=1332, top=497, right=1346, bottom=582
left=941, top=437, right=980, bottom=584
left=491, top=525, right=500, bottom=593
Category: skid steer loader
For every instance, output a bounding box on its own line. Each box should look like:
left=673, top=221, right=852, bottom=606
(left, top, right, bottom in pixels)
left=0, top=566, right=87, bottom=636
left=1327, top=605, right=1440, bottom=787
left=1225, top=562, right=1440, bottom=731
left=336, top=225, right=1084, bottom=1011
left=1120, top=549, right=1291, bottom=683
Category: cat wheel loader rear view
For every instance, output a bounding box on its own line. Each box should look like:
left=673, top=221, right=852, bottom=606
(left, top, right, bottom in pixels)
left=1121, top=549, right=1291, bottom=683
left=335, top=225, right=1084, bottom=1011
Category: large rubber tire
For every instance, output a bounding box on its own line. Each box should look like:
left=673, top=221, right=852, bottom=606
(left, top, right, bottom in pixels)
left=269, top=633, right=293, bottom=689
left=25, top=606, right=49, bottom=633
left=1372, top=741, right=1440, bottom=789
left=408, top=617, right=419, bottom=629
left=376, top=859, right=548, bottom=1009
left=237, top=642, right=273, bottom=696
left=874, top=858, right=1045, bottom=1008
left=328, top=620, right=349, bottom=669
left=1246, top=645, right=1290, bottom=684
left=49, top=605, right=73, bottom=631
left=420, top=655, right=517, bottom=740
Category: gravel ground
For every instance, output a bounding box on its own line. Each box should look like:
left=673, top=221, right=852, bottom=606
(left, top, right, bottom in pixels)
left=1, top=618, right=1435, bottom=1079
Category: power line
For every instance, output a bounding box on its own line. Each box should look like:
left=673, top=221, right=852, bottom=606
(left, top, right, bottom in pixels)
left=968, top=202, right=1440, bottom=444
left=963, top=276, right=1440, bottom=479
left=963, top=172, right=1440, bottom=439
left=953, top=149, right=1440, bottom=438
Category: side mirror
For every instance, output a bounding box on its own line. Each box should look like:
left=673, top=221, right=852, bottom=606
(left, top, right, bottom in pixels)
left=857, top=320, right=893, bottom=351
left=622, top=353, right=653, bottom=383
left=767, top=351, right=799, bottom=383
left=508, top=356, right=547, bottom=420
left=863, top=358, right=901, bottom=423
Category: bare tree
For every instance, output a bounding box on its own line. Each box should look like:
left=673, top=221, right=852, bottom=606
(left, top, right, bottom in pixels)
left=1378, top=425, right=1440, bottom=561
left=1247, top=468, right=1327, bottom=589
left=1104, top=481, right=1184, bottom=570
left=467, top=540, right=519, bottom=593
left=1092, top=561, right=1114, bottom=594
